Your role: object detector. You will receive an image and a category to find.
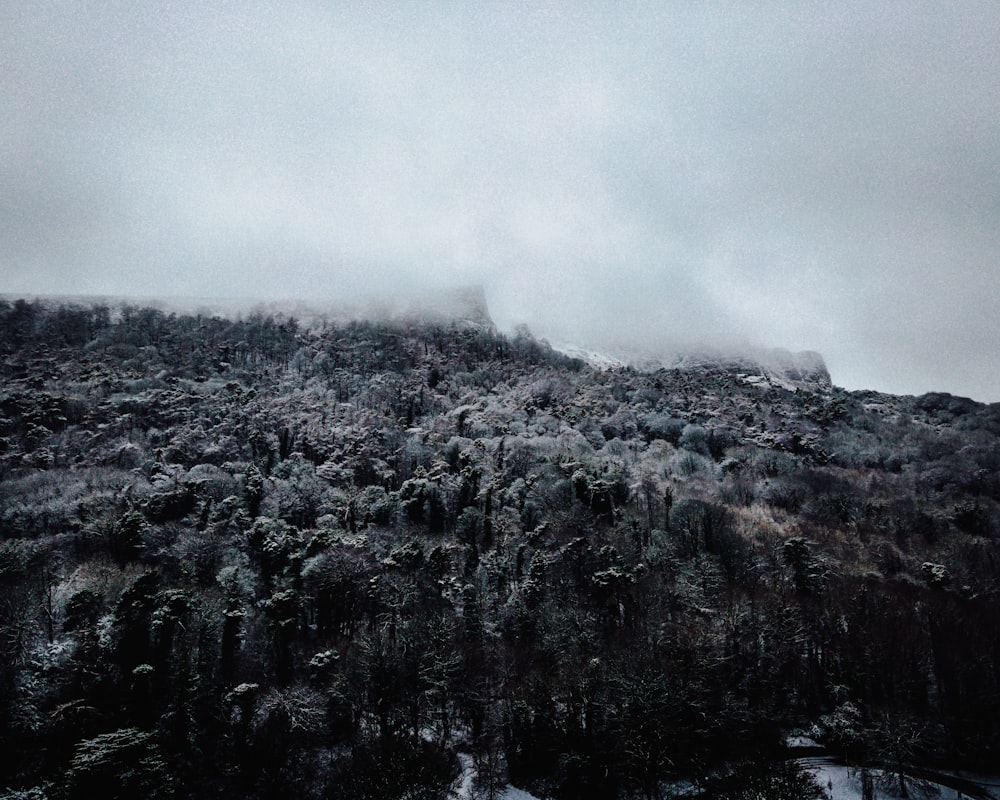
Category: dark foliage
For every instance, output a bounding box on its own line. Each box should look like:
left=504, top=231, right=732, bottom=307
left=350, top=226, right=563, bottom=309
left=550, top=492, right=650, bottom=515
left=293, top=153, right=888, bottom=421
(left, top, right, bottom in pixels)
left=2, top=300, right=1000, bottom=798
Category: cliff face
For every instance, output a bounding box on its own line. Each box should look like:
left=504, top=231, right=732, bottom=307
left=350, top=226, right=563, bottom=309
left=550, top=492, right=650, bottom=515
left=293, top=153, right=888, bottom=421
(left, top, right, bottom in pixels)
left=560, top=342, right=833, bottom=392
left=729, top=348, right=832, bottom=391
left=397, top=285, right=495, bottom=330
left=770, top=348, right=831, bottom=386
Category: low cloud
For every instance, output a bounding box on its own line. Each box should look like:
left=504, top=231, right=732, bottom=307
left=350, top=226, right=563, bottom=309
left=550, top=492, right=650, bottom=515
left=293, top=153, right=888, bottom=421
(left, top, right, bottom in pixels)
left=3, top=2, right=1000, bottom=400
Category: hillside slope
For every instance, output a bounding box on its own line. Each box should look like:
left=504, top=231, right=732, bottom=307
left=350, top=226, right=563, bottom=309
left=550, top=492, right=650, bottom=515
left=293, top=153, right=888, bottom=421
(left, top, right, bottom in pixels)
left=1, top=298, right=999, bottom=799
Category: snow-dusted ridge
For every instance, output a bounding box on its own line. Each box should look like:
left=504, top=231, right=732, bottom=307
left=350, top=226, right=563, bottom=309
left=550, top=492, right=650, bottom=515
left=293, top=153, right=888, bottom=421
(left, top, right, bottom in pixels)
left=549, top=342, right=629, bottom=371
left=2, top=286, right=497, bottom=332
left=552, top=341, right=832, bottom=392
left=5, top=289, right=831, bottom=391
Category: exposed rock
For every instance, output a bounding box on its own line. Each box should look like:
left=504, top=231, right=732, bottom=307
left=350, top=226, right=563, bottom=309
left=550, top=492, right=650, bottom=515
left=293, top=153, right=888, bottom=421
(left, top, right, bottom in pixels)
left=554, top=341, right=833, bottom=392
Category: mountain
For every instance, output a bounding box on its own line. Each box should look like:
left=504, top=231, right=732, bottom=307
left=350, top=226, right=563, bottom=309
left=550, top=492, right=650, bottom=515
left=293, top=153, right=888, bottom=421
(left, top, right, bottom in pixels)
left=1, top=295, right=999, bottom=799
left=554, top=341, right=832, bottom=392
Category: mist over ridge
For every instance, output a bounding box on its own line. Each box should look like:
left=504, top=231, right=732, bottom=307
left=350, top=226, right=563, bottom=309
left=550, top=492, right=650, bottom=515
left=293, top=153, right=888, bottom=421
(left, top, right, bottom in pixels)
left=4, top=3, right=1000, bottom=401
left=0, top=284, right=847, bottom=400
left=6, top=6, right=1000, bottom=793
left=4, top=280, right=1000, bottom=797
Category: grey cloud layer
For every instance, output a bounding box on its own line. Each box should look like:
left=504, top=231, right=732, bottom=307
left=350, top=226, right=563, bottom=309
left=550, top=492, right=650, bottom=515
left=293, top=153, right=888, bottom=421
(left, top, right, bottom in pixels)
left=3, top=2, right=1000, bottom=399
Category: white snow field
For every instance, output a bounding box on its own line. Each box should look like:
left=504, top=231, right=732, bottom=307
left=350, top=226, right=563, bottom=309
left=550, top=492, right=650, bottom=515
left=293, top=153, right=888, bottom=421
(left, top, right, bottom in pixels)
left=453, top=750, right=1000, bottom=800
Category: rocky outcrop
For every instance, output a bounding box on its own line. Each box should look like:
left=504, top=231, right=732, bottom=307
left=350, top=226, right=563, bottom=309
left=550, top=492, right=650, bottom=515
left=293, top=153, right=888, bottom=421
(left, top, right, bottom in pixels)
left=747, top=348, right=832, bottom=391
left=557, top=341, right=833, bottom=392
left=670, top=348, right=832, bottom=392
left=397, top=285, right=495, bottom=330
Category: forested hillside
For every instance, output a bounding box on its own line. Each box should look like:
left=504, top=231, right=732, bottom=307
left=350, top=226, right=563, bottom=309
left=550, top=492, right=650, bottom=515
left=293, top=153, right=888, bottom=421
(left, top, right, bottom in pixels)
left=2, top=298, right=999, bottom=799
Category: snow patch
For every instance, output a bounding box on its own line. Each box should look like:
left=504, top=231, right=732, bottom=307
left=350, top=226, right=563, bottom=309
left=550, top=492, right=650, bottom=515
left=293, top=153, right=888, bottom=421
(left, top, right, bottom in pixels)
left=551, top=343, right=627, bottom=370
left=451, top=752, right=542, bottom=800
left=802, top=758, right=1000, bottom=800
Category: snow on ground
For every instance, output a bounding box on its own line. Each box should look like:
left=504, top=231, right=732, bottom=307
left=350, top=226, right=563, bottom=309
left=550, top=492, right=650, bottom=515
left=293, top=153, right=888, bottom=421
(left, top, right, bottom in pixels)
left=452, top=750, right=1000, bottom=800
left=551, top=343, right=627, bottom=370
left=502, top=787, right=544, bottom=800
left=452, top=753, right=475, bottom=799
left=785, top=734, right=824, bottom=749
left=451, top=753, right=542, bottom=800
left=804, top=760, right=1000, bottom=800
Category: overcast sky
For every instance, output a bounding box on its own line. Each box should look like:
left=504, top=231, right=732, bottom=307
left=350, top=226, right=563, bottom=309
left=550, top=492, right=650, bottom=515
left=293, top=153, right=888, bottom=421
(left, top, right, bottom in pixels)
left=3, top=2, right=1000, bottom=400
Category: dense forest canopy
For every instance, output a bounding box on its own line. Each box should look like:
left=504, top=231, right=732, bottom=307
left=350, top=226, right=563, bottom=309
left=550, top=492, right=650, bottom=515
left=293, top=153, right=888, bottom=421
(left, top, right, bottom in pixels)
left=1, top=297, right=999, bottom=799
